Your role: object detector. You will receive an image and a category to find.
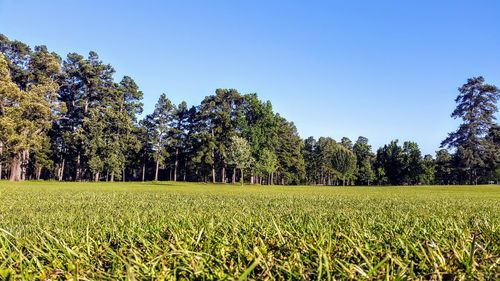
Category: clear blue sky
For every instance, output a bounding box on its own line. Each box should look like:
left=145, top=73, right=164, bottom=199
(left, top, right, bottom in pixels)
left=1, top=0, right=499, bottom=155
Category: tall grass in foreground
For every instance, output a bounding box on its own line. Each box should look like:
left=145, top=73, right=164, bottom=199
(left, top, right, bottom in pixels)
left=0, top=182, right=499, bottom=280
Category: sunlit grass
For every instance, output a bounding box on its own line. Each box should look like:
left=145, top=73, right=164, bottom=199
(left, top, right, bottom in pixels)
left=0, top=181, right=499, bottom=279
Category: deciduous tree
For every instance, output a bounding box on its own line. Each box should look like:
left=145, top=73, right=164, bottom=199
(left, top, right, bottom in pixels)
left=227, top=136, right=254, bottom=185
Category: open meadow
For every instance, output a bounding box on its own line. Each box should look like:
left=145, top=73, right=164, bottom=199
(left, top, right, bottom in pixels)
left=0, top=182, right=499, bottom=280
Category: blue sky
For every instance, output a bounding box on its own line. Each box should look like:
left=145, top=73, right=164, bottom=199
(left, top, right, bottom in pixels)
left=1, top=0, right=499, bottom=154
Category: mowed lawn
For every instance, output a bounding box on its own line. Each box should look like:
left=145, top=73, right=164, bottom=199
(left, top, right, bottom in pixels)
left=0, top=182, right=498, bottom=280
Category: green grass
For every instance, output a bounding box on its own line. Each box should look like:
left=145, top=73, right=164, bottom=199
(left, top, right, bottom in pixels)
left=0, top=181, right=499, bottom=280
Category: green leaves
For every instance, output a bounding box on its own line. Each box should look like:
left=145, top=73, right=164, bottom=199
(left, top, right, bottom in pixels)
left=227, top=136, right=253, bottom=171
left=374, top=140, right=428, bottom=185
left=331, top=145, right=356, bottom=185
left=442, top=76, right=500, bottom=184
left=0, top=53, right=60, bottom=180
left=353, top=136, right=375, bottom=185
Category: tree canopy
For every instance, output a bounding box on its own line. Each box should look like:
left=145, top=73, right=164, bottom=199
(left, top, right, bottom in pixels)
left=1, top=34, right=499, bottom=185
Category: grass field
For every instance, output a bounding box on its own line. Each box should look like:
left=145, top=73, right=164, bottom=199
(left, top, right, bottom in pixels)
left=0, top=182, right=498, bottom=280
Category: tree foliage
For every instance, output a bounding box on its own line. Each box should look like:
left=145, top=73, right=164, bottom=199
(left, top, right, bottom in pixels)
left=441, top=77, right=500, bottom=184
left=1, top=34, right=499, bottom=185
left=227, top=136, right=254, bottom=185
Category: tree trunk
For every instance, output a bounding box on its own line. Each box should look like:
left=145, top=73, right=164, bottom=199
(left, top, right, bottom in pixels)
left=122, top=166, right=126, bottom=182
left=110, top=171, right=114, bottom=182
left=10, top=154, right=22, bottom=181
left=75, top=154, right=81, bottom=181
left=232, top=168, right=236, bottom=184
left=174, top=149, right=178, bottom=182
left=155, top=159, right=160, bottom=181
left=221, top=166, right=225, bottom=183
left=211, top=165, right=216, bottom=183
left=183, top=160, right=187, bottom=181
left=84, top=99, right=89, bottom=114
left=94, top=172, right=100, bottom=182
left=20, top=150, right=28, bottom=181
left=59, top=158, right=65, bottom=181
left=183, top=162, right=187, bottom=181
left=211, top=129, right=216, bottom=184
left=36, top=167, right=42, bottom=180
left=240, top=168, right=244, bottom=186
left=142, top=162, right=146, bottom=182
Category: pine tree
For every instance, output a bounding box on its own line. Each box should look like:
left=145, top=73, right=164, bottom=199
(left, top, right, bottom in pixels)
left=144, top=94, right=174, bottom=181
left=197, top=89, right=243, bottom=183
left=170, top=101, right=190, bottom=182
left=442, top=77, right=500, bottom=184
left=274, top=116, right=305, bottom=185
left=303, top=137, right=319, bottom=185
left=353, top=136, right=375, bottom=185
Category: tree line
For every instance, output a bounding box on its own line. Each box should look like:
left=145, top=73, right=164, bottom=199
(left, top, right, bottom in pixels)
left=1, top=34, right=499, bottom=184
